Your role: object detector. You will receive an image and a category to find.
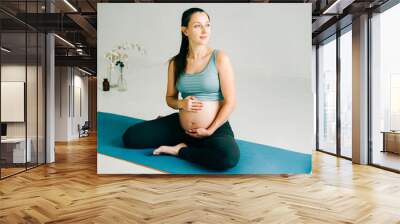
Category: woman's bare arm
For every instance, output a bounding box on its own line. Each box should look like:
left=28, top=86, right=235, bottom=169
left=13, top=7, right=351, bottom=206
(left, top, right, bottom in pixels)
left=207, top=50, right=237, bottom=132
left=165, top=60, right=183, bottom=110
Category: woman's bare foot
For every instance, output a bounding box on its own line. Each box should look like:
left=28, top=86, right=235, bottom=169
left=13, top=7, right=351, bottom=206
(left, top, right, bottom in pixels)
left=153, top=143, right=187, bottom=156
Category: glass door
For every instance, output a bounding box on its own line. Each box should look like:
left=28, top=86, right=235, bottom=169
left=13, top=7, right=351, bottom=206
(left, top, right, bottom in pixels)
left=1, top=30, right=28, bottom=178
left=0, top=1, right=47, bottom=179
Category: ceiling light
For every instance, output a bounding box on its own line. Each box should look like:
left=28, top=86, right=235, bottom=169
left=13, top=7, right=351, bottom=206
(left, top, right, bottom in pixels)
left=78, top=67, right=93, bottom=76
left=54, top=34, right=75, bottom=48
left=63, top=0, right=78, bottom=12
left=323, top=0, right=343, bottom=14
left=1, top=47, right=11, bottom=53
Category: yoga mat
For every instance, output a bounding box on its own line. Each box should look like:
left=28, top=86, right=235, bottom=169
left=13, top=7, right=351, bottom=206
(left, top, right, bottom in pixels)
left=97, top=112, right=312, bottom=174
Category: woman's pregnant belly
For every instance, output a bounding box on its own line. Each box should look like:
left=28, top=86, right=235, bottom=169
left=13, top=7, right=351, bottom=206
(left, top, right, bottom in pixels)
left=179, top=100, right=222, bottom=131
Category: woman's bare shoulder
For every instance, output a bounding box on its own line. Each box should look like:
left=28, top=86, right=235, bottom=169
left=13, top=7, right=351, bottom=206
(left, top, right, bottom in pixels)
left=168, top=58, right=176, bottom=74
left=215, top=49, right=231, bottom=66
left=169, top=58, right=176, bottom=66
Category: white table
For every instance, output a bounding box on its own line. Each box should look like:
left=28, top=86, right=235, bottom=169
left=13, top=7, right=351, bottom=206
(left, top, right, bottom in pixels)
left=1, top=138, right=31, bottom=163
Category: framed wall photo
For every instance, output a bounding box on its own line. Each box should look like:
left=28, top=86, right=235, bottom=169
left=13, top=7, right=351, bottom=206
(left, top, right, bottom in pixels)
left=97, top=3, right=313, bottom=174
left=1, top=81, right=25, bottom=122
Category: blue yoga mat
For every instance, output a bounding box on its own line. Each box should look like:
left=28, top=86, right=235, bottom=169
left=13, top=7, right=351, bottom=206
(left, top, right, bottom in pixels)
left=97, top=112, right=312, bottom=174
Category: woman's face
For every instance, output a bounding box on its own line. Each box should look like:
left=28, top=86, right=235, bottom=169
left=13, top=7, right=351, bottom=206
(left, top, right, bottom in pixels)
left=182, top=12, right=211, bottom=46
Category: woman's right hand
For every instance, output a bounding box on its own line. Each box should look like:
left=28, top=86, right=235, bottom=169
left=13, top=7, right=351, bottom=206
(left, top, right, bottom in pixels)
left=180, top=96, right=203, bottom=112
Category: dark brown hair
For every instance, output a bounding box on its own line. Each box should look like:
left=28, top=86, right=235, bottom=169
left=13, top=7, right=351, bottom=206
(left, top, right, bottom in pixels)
left=170, top=8, right=210, bottom=84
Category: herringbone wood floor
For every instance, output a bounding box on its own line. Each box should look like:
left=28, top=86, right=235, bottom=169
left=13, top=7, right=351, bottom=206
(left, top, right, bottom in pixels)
left=1, top=134, right=400, bottom=224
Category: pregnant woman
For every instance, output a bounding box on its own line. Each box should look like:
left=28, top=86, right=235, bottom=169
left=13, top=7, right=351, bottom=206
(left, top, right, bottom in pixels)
left=122, top=7, right=239, bottom=170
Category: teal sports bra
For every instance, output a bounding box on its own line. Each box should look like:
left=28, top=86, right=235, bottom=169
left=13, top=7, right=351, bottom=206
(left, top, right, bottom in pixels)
left=176, top=49, right=224, bottom=101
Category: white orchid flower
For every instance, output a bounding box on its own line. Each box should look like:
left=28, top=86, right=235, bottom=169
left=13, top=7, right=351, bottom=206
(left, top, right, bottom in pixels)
left=105, top=42, right=146, bottom=72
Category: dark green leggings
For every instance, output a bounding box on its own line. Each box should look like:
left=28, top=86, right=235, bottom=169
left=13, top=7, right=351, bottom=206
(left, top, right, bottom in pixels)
left=122, top=113, right=240, bottom=170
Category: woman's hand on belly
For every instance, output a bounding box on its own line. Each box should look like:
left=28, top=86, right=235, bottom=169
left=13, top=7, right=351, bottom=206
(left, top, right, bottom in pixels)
left=185, top=127, right=213, bottom=138
left=179, top=99, right=222, bottom=134
left=181, top=96, right=203, bottom=112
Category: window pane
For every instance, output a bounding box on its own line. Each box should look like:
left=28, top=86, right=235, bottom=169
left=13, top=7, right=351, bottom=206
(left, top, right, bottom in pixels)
left=371, top=3, right=400, bottom=171
left=318, top=37, right=337, bottom=154
left=27, top=31, right=38, bottom=169
left=340, top=29, right=352, bottom=158
left=1, top=31, right=27, bottom=177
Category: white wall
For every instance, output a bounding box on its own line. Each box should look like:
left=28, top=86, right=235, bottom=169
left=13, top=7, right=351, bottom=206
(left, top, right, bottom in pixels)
left=72, top=73, right=89, bottom=138
left=55, top=67, right=89, bottom=141
left=55, top=67, right=69, bottom=141
left=312, top=45, right=317, bottom=142
left=98, top=3, right=313, bottom=154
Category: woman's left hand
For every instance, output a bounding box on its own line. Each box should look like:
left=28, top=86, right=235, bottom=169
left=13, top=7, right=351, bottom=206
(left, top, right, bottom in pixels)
left=185, top=128, right=214, bottom=138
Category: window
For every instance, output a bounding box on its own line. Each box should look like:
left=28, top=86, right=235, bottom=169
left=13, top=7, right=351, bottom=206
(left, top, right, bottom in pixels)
left=318, top=36, right=337, bottom=154
left=371, top=3, right=400, bottom=171
left=340, top=28, right=352, bottom=158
